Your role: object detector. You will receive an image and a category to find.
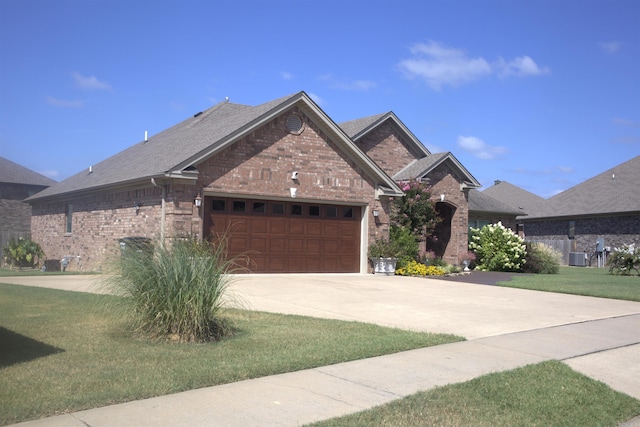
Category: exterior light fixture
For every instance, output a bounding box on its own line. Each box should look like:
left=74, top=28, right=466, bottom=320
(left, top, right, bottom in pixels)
left=290, top=187, right=297, bottom=198
left=134, top=203, right=140, bottom=213
left=440, top=194, right=445, bottom=202
left=372, top=209, right=379, bottom=217
left=194, top=193, right=202, bottom=207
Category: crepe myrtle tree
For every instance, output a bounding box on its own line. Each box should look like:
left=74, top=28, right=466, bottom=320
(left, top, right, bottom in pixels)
left=390, top=179, right=440, bottom=242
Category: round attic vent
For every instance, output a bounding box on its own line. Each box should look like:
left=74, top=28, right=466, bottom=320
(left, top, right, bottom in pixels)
left=285, top=114, right=304, bottom=134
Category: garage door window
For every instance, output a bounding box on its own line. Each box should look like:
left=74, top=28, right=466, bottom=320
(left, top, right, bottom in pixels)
left=253, top=201, right=266, bottom=214
left=291, top=204, right=303, bottom=215
left=343, top=207, right=354, bottom=218
left=272, top=203, right=285, bottom=215
left=212, top=199, right=226, bottom=212
left=233, top=201, right=246, bottom=213
left=326, top=206, right=338, bottom=218
left=308, top=205, right=320, bottom=217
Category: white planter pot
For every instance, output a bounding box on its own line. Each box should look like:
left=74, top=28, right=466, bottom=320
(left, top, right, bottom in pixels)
left=372, top=257, right=397, bottom=275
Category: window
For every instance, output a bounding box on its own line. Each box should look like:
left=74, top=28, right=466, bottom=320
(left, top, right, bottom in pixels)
left=253, top=201, right=266, bottom=214
left=568, top=221, right=575, bottom=239
left=326, top=206, right=338, bottom=218
left=232, top=200, right=246, bottom=213
left=65, top=204, right=73, bottom=233
left=272, top=203, right=285, bottom=215
left=343, top=207, right=354, bottom=218
left=308, top=205, right=320, bottom=217
left=291, top=204, right=303, bottom=215
left=212, top=199, right=226, bottom=212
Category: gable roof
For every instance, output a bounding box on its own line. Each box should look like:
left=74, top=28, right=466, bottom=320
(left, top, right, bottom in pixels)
left=0, top=157, right=56, bottom=187
left=339, top=112, right=431, bottom=158
left=28, top=91, right=403, bottom=202
left=468, top=189, right=524, bottom=216
left=393, top=152, right=481, bottom=189
left=524, top=155, right=640, bottom=220
left=482, top=180, right=546, bottom=217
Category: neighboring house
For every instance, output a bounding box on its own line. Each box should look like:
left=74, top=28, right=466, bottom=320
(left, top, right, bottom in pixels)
left=28, top=91, right=481, bottom=272
left=467, top=189, right=525, bottom=234
left=0, top=157, right=56, bottom=264
left=521, top=155, right=640, bottom=261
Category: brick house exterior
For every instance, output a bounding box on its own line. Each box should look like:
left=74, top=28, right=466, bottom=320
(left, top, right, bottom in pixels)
left=28, top=92, right=481, bottom=272
left=1, top=157, right=56, bottom=265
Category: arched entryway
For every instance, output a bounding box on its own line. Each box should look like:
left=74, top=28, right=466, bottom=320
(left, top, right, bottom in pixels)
left=427, top=202, right=456, bottom=259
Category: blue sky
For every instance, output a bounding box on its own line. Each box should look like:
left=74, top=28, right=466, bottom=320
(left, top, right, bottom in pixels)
left=1, top=0, right=638, bottom=197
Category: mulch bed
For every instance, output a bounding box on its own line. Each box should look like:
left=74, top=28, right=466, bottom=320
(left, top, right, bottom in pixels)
left=438, top=271, right=532, bottom=286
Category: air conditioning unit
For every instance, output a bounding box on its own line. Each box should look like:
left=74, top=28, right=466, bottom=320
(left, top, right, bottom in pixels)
left=569, top=252, right=587, bottom=267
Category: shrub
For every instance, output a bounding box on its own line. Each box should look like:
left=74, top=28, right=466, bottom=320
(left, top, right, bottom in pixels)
left=105, top=237, right=238, bottom=343
left=607, top=244, right=640, bottom=276
left=523, top=242, right=561, bottom=274
left=390, top=226, right=419, bottom=268
left=469, top=222, right=526, bottom=272
left=367, top=238, right=398, bottom=259
left=3, top=237, right=45, bottom=268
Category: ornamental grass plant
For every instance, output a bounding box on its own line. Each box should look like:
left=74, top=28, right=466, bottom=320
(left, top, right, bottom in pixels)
left=104, top=237, right=239, bottom=343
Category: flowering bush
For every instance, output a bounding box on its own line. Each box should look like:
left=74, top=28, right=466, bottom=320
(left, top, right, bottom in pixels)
left=607, top=244, right=640, bottom=276
left=3, top=237, right=45, bottom=268
left=469, top=222, right=526, bottom=272
left=459, top=251, right=476, bottom=264
left=396, top=261, right=446, bottom=276
left=391, top=180, right=440, bottom=238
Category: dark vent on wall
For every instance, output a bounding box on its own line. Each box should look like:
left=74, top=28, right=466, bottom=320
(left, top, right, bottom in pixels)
left=285, top=114, right=304, bottom=134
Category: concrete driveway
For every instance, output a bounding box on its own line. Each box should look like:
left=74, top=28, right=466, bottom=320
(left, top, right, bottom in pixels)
left=3, top=272, right=640, bottom=340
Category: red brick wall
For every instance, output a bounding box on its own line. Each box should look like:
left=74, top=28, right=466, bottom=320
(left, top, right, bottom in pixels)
left=354, top=122, right=422, bottom=177
left=423, top=162, right=470, bottom=265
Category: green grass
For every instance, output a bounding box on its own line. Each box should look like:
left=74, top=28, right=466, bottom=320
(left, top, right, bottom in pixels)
left=0, top=283, right=462, bottom=425
left=498, top=266, right=640, bottom=302
left=0, top=268, right=93, bottom=276
left=307, top=360, right=640, bottom=427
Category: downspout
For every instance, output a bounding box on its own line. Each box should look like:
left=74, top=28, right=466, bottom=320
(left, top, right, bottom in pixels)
left=151, top=178, right=166, bottom=247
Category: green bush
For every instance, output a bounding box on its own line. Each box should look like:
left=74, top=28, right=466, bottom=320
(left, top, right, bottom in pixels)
left=105, top=237, right=238, bottom=343
left=523, top=242, right=561, bottom=274
left=607, top=244, right=640, bottom=276
left=3, top=237, right=45, bottom=268
left=390, top=226, right=419, bottom=268
left=469, top=222, right=526, bottom=272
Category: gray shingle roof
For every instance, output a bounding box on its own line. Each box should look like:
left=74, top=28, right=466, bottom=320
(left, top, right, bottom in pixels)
left=339, top=113, right=387, bottom=138
left=0, top=157, right=56, bottom=186
left=524, top=155, right=640, bottom=219
left=28, top=91, right=404, bottom=201
left=482, top=180, right=546, bottom=217
left=468, top=189, right=524, bottom=215
left=393, top=152, right=481, bottom=189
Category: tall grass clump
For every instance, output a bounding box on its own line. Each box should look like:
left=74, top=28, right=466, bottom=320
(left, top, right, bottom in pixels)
left=105, top=238, right=238, bottom=343
left=523, top=242, right=562, bottom=274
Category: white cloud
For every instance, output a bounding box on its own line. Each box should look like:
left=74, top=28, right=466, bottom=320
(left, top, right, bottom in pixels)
left=46, top=96, right=84, bottom=108
left=457, top=135, right=507, bottom=160
left=280, top=71, right=294, bottom=80
left=398, top=41, right=549, bottom=90
left=497, top=56, right=550, bottom=78
left=612, top=117, right=640, bottom=127
left=72, top=72, right=112, bottom=90
left=598, top=41, right=622, bottom=54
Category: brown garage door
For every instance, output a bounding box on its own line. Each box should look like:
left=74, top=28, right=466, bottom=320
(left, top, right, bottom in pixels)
left=204, top=198, right=361, bottom=273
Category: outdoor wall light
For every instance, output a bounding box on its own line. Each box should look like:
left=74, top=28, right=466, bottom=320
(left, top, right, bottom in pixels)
left=440, top=194, right=445, bottom=202
left=134, top=203, right=141, bottom=214
left=291, top=171, right=299, bottom=180
left=194, top=193, right=202, bottom=207
left=372, top=209, right=379, bottom=217
left=290, top=187, right=297, bottom=198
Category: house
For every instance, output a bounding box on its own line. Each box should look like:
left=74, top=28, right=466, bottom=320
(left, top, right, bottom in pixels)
left=520, top=155, right=640, bottom=261
left=28, top=91, right=480, bottom=272
left=0, top=157, right=56, bottom=264
left=467, top=188, right=525, bottom=234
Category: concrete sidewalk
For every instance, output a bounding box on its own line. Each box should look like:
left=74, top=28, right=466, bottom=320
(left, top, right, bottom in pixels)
left=3, top=273, right=640, bottom=426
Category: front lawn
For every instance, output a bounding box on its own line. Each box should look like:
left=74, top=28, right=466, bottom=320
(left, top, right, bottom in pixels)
left=0, top=283, right=462, bottom=425
left=308, top=360, right=640, bottom=427
left=497, top=266, right=640, bottom=301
